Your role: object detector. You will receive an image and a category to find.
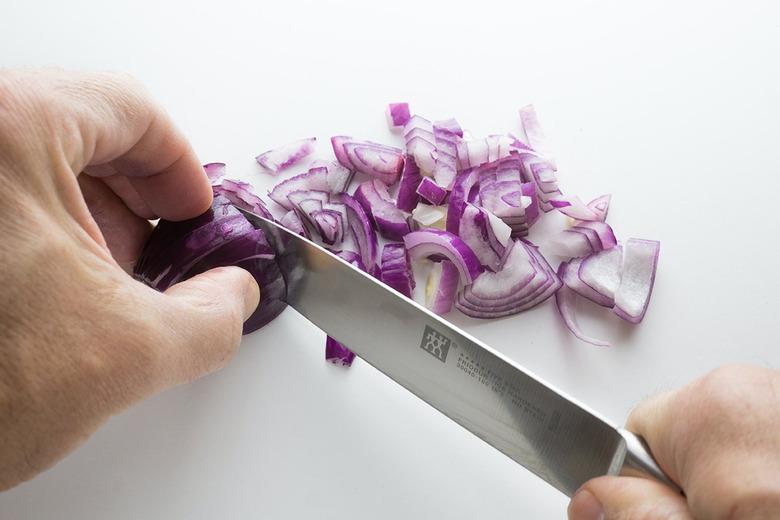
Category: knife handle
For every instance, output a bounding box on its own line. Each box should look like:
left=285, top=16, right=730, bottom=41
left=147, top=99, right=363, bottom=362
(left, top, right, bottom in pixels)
left=617, top=429, right=683, bottom=494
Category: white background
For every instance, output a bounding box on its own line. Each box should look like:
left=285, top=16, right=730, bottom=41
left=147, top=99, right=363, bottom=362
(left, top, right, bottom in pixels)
left=2, top=1, right=779, bottom=518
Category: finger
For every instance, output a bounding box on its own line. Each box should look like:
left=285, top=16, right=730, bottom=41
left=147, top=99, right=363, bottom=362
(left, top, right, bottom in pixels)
left=154, top=266, right=260, bottom=385
left=54, top=71, right=212, bottom=221
left=626, top=390, right=682, bottom=485
left=568, top=476, right=691, bottom=520
left=78, top=175, right=152, bottom=271
left=84, top=165, right=156, bottom=219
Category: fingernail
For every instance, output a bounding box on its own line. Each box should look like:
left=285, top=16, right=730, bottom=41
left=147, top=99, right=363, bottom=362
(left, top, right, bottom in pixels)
left=568, top=488, right=604, bottom=520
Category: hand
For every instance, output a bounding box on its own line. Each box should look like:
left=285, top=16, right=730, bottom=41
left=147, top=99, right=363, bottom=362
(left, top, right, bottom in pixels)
left=0, top=69, right=260, bottom=490
left=568, top=365, right=780, bottom=519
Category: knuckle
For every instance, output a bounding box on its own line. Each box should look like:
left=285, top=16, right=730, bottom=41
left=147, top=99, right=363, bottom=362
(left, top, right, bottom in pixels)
left=90, top=71, right=152, bottom=112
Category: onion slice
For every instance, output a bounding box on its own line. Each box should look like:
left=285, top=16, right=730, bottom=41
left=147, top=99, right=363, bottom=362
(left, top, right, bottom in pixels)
left=432, top=119, right=462, bottom=189
left=518, top=105, right=556, bottom=168
left=587, top=194, right=611, bottom=222
left=458, top=203, right=511, bottom=271
left=425, top=261, right=460, bottom=315
left=446, top=167, right=480, bottom=233
left=404, top=115, right=437, bottom=174
left=396, top=155, right=422, bottom=212
left=411, top=203, right=447, bottom=230
left=331, top=136, right=404, bottom=185
left=547, top=221, right=617, bottom=260
left=386, top=102, right=411, bottom=129
left=255, top=137, right=316, bottom=174
left=204, top=162, right=226, bottom=184
left=403, top=229, right=482, bottom=285
left=560, top=248, right=622, bottom=308
left=456, top=240, right=561, bottom=318
left=549, top=195, right=601, bottom=221
left=326, top=336, right=356, bottom=367
left=268, top=165, right=354, bottom=210
left=380, top=243, right=415, bottom=298
left=213, top=178, right=274, bottom=220
left=353, top=180, right=411, bottom=241
left=555, top=263, right=610, bottom=347
left=279, top=210, right=309, bottom=238
left=613, top=239, right=660, bottom=323
left=332, top=192, right=378, bottom=271
left=416, top=177, right=448, bottom=205
left=457, top=135, right=513, bottom=170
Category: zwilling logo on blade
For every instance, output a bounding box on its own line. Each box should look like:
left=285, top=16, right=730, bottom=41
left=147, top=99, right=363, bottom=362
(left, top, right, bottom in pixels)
left=420, top=326, right=451, bottom=363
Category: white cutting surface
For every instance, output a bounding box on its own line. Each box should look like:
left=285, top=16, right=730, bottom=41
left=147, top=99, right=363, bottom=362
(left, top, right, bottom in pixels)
left=1, top=1, right=779, bottom=518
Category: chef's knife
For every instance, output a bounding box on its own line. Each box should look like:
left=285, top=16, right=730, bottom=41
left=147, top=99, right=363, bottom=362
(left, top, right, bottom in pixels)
left=237, top=207, right=679, bottom=497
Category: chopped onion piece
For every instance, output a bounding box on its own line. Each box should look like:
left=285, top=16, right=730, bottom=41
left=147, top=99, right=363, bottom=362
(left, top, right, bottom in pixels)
left=547, top=221, right=617, bottom=260
left=336, top=250, right=367, bottom=271
left=380, top=243, right=415, bottom=298
left=332, top=192, right=378, bottom=271
left=309, top=209, right=343, bottom=245
left=279, top=210, right=309, bottom=238
left=255, top=137, right=316, bottom=174
left=214, top=178, right=274, bottom=220
left=425, top=261, right=460, bottom=315
left=456, top=241, right=561, bottom=318
left=386, top=102, right=411, bottom=129
left=404, top=115, right=437, bottom=174
left=204, top=162, right=226, bottom=184
left=518, top=105, right=556, bottom=167
left=432, top=119, right=462, bottom=189
left=587, top=194, right=611, bottom=222
left=404, top=229, right=482, bottom=285
left=331, top=136, right=404, bottom=184
left=613, top=239, right=660, bottom=323
left=353, top=180, right=411, bottom=241
left=416, top=176, right=448, bottom=205
left=555, top=263, right=610, bottom=347
left=549, top=195, right=601, bottom=221
left=326, top=336, right=356, bottom=367
left=458, top=203, right=511, bottom=271
left=411, top=203, right=447, bottom=229
left=561, top=248, right=621, bottom=308
left=268, top=166, right=353, bottom=210
left=580, top=246, right=623, bottom=306
left=446, top=167, right=480, bottom=233
left=396, top=155, right=422, bottom=212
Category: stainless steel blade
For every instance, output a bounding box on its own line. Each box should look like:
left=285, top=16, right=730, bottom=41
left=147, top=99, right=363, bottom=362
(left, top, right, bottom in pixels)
left=238, top=208, right=677, bottom=497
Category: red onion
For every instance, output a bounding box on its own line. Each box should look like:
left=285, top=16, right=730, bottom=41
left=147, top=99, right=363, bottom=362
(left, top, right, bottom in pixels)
left=255, top=137, right=316, bottom=174
left=386, top=102, right=411, bottom=129
left=404, top=229, right=483, bottom=285
left=331, top=136, right=404, bottom=185
left=416, top=176, right=448, bottom=205
left=353, top=180, right=411, bottom=241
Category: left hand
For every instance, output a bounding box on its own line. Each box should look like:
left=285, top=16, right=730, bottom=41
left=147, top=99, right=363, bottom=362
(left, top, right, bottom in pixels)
left=0, top=69, right=259, bottom=490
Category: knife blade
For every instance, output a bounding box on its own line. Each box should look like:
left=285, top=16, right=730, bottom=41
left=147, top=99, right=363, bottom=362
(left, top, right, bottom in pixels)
left=237, top=208, right=678, bottom=497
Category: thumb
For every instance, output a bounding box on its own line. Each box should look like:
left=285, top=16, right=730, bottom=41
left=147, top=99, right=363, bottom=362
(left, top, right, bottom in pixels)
left=568, top=476, right=691, bottom=520
left=157, top=266, right=260, bottom=384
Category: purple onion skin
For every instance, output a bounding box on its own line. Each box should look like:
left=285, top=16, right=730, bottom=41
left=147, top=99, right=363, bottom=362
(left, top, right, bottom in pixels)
left=134, top=194, right=287, bottom=335
left=396, top=155, right=422, bottom=212
left=326, top=336, right=356, bottom=366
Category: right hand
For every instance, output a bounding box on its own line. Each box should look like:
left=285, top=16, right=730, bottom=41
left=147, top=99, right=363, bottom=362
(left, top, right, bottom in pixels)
left=568, top=365, right=780, bottom=519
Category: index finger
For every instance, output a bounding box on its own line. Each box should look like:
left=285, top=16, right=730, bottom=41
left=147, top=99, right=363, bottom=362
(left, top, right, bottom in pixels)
left=625, top=390, right=682, bottom=485
left=57, top=71, right=212, bottom=221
